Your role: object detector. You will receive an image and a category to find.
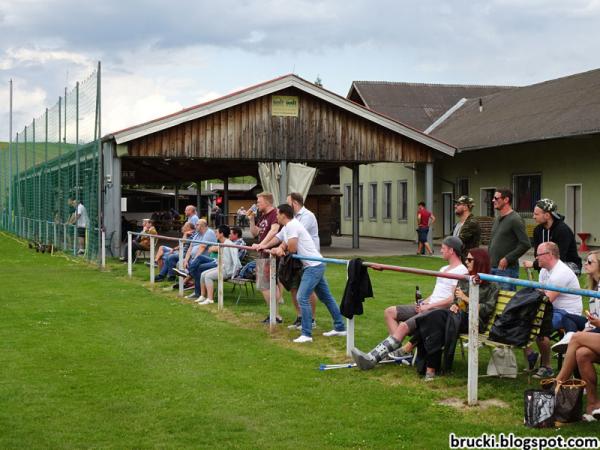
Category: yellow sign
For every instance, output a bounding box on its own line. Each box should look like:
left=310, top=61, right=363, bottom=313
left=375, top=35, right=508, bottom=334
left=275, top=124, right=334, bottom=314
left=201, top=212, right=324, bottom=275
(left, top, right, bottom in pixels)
left=272, top=95, right=299, bottom=117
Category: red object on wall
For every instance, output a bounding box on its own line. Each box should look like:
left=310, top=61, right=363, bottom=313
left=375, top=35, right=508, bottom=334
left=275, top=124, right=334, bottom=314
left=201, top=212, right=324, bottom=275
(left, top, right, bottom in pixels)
left=577, top=232, right=591, bottom=252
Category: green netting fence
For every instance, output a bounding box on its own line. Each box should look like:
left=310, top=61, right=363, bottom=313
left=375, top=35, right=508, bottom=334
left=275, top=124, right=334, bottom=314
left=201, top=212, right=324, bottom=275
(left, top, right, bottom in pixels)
left=1, top=65, right=102, bottom=262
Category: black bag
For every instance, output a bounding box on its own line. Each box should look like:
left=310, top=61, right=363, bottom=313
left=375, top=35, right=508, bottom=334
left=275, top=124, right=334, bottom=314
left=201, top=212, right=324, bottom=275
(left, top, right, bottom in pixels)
left=540, top=379, right=586, bottom=423
left=524, top=389, right=555, bottom=428
left=277, top=253, right=303, bottom=291
left=489, top=288, right=545, bottom=346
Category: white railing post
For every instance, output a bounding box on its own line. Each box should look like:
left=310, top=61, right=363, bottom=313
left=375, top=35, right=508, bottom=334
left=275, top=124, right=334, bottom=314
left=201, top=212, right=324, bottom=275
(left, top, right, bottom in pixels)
left=149, top=235, right=155, bottom=284
left=217, top=245, right=224, bottom=310
left=178, top=240, right=184, bottom=297
left=53, top=223, right=57, bottom=249
left=63, top=223, right=67, bottom=250
left=127, top=232, right=133, bottom=278
left=467, top=276, right=480, bottom=406
left=269, top=254, right=277, bottom=330
left=72, top=225, right=77, bottom=255
left=345, top=261, right=354, bottom=356
left=101, top=230, right=106, bottom=268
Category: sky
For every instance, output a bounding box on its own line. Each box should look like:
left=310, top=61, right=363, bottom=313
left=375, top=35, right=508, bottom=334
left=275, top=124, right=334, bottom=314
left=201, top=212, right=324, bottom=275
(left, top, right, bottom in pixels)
left=1, top=0, right=600, bottom=141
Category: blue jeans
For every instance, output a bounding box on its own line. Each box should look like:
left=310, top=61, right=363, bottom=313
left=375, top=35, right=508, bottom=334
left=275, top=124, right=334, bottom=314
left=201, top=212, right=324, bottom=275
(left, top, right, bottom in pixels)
left=491, top=266, right=520, bottom=291
left=161, top=252, right=179, bottom=277
left=552, top=309, right=587, bottom=332
left=189, top=255, right=217, bottom=296
left=297, top=264, right=345, bottom=337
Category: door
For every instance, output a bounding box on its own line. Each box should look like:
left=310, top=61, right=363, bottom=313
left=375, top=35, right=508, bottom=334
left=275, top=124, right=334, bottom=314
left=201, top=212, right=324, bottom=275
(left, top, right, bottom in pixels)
left=480, top=188, right=497, bottom=217
left=565, top=185, right=582, bottom=234
left=442, top=192, right=453, bottom=236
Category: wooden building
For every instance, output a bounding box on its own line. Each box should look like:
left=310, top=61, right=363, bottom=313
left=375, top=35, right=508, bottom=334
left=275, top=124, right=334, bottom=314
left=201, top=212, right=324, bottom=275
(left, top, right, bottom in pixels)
left=101, top=74, right=455, bottom=252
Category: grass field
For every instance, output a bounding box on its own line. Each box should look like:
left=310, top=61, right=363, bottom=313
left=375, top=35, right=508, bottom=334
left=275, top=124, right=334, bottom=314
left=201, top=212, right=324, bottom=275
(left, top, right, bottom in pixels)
left=0, top=232, right=597, bottom=449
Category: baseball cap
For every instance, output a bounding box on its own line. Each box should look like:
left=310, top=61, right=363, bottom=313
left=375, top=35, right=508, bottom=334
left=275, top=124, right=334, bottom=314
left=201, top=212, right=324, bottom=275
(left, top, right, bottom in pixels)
left=454, top=195, right=475, bottom=207
left=535, top=198, right=560, bottom=219
left=442, top=236, right=463, bottom=254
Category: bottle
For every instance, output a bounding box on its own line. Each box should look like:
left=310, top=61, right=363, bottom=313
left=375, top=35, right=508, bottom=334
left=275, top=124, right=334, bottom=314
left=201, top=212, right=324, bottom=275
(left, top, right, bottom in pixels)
left=590, top=298, right=598, bottom=318
left=415, top=286, right=423, bottom=305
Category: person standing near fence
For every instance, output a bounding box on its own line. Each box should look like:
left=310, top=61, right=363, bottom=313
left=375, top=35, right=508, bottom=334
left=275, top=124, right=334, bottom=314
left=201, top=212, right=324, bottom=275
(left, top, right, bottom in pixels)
left=68, top=198, right=89, bottom=255
left=416, top=202, right=435, bottom=256
left=523, top=198, right=581, bottom=275
left=259, top=204, right=346, bottom=343
left=184, top=205, right=199, bottom=226
left=452, top=195, right=481, bottom=257
left=248, top=192, right=283, bottom=324
left=488, top=188, right=530, bottom=291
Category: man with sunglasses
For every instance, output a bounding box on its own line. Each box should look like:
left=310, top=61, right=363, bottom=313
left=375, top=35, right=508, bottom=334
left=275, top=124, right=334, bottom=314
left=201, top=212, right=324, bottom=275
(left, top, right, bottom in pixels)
left=488, top=188, right=531, bottom=290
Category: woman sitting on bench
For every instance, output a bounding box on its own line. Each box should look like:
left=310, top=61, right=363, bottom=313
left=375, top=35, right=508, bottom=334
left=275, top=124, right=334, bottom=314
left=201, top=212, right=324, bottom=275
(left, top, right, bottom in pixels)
left=554, top=251, right=600, bottom=422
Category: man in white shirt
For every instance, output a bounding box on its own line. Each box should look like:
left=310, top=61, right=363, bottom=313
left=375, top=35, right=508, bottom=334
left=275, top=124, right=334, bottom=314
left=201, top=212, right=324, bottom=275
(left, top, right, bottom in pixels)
left=533, top=241, right=584, bottom=378
left=257, top=204, right=346, bottom=343
left=276, top=192, right=320, bottom=330
left=69, top=198, right=89, bottom=255
left=352, top=236, right=468, bottom=370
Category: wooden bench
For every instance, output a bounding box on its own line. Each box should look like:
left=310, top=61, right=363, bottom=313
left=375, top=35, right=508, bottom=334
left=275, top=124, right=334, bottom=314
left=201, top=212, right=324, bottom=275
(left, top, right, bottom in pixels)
left=459, top=290, right=548, bottom=373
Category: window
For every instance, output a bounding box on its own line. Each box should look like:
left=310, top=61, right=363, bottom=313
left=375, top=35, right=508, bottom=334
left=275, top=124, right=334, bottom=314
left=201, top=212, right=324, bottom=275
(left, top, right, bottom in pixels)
left=397, top=180, right=408, bottom=220
left=358, top=184, right=364, bottom=219
left=368, top=183, right=378, bottom=220
left=457, top=177, right=469, bottom=197
left=513, top=174, right=541, bottom=217
left=382, top=182, right=392, bottom=220
left=344, top=184, right=351, bottom=219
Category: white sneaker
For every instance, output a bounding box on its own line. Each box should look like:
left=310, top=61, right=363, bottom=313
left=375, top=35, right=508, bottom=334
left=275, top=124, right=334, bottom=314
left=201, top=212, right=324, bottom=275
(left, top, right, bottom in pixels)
left=198, top=298, right=214, bottom=305
left=293, top=335, right=313, bottom=343
left=195, top=296, right=206, bottom=303
left=186, top=293, right=198, bottom=299
left=552, top=331, right=574, bottom=354
left=323, top=329, right=347, bottom=337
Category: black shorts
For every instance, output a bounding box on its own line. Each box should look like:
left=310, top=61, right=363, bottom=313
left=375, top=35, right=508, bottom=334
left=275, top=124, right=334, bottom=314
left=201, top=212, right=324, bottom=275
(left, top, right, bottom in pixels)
left=77, top=227, right=86, bottom=238
left=417, top=227, right=429, bottom=243
left=538, top=301, right=554, bottom=338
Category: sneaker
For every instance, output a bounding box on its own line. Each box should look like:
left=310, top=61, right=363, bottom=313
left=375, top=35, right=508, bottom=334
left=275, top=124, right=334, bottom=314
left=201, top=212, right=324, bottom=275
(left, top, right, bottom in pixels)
left=527, top=351, right=539, bottom=371
left=424, top=372, right=436, bottom=382
left=293, top=335, right=313, bottom=343
left=173, top=268, right=189, bottom=278
left=532, top=366, right=554, bottom=379
left=145, top=261, right=158, bottom=267
left=312, top=319, right=317, bottom=329
left=552, top=332, right=574, bottom=354
left=198, top=298, right=214, bottom=305
left=350, top=348, right=376, bottom=370
left=154, top=275, right=166, bottom=282
left=77, top=249, right=85, bottom=255
left=323, top=329, right=347, bottom=337
left=195, top=296, right=206, bottom=303
left=287, top=317, right=302, bottom=330
left=186, top=293, right=198, bottom=299
left=388, top=347, right=411, bottom=359
left=261, top=316, right=283, bottom=324
left=183, top=285, right=194, bottom=292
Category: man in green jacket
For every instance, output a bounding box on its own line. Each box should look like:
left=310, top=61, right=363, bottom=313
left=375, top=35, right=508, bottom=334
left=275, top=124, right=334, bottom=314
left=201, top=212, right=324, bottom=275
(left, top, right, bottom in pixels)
left=488, top=188, right=531, bottom=290
left=453, top=195, right=481, bottom=257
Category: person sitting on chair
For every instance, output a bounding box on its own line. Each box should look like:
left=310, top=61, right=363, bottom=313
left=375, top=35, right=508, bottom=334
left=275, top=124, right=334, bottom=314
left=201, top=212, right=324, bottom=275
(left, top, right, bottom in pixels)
left=120, top=218, right=157, bottom=264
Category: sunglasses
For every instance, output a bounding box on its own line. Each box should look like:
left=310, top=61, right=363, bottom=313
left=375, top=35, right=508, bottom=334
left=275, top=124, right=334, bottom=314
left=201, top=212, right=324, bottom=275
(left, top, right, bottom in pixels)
left=585, top=258, right=597, bottom=265
left=465, top=257, right=474, bottom=263
left=535, top=252, right=550, bottom=258
left=492, top=196, right=503, bottom=201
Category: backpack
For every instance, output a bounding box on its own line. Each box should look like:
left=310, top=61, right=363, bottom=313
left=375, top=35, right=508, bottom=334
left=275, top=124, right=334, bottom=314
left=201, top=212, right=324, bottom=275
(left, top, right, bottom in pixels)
left=488, top=288, right=545, bottom=346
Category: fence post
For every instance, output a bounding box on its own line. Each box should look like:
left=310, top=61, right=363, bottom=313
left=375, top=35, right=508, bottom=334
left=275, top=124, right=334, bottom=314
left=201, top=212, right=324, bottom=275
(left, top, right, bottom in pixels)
left=53, top=223, right=57, bottom=249
left=127, top=232, right=133, bottom=278
left=149, top=235, right=155, bottom=284
left=345, top=260, right=354, bottom=356
left=178, top=241, right=184, bottom=297
left=72, top=225, right=77, bottom=255
left=269, top=254, right=277, bottom=330
left=101, top=230, right=106, bottom=268
left=217, top=244, right=224, bottom=310
left=63, top=223, right=67, bottom=250
left=467, top=276, right=480, bottom=406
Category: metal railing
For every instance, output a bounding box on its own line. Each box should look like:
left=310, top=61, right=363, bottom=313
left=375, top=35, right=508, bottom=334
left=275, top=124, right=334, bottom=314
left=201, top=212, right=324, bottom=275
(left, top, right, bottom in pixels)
left=125, top=231, right=600, bottom=406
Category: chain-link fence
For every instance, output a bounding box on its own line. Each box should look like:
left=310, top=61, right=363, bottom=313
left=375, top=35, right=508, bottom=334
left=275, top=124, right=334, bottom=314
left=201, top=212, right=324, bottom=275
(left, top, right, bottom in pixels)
left=1, top=65, right=102, bottom=262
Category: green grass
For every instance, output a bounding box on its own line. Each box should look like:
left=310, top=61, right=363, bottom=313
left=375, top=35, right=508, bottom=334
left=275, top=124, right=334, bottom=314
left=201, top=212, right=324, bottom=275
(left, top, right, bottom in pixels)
left=0, top=232, right=597, bottom=449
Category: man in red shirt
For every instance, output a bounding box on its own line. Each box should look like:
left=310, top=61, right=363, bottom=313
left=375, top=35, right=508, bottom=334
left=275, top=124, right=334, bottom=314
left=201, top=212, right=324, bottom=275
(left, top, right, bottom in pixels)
left=249, top=192, right=283, bottom=324
left=417, top=201, right=435, bottom=256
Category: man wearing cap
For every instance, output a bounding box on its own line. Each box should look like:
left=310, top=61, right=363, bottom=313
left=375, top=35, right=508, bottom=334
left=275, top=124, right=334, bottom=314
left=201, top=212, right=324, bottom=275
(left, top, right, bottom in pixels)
left=351, top=236, right=468, bottom=369
left=523, top=198, right=581, bottom=275
left=453, top=195, right=481, bottom=256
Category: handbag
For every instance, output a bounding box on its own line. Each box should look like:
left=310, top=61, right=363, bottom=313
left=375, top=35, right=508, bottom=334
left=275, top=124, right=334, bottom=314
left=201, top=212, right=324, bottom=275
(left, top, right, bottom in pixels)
left=486, top=347, right=518, bottom=378
left=524, top=389, right=555, bottom=428
left=540, top=378, right=586, bottom=423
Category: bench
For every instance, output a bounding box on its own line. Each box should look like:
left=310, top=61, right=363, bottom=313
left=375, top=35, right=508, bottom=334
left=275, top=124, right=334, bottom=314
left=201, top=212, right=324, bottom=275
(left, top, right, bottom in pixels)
left=459, top=289, right=548, bottom=374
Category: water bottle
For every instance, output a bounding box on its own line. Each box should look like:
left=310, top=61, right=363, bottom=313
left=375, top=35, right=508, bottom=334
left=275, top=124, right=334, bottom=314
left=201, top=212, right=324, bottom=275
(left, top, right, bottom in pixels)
left=415, top=286, right=423, bottom=305
left=590, top=298, right=598, bottom=317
